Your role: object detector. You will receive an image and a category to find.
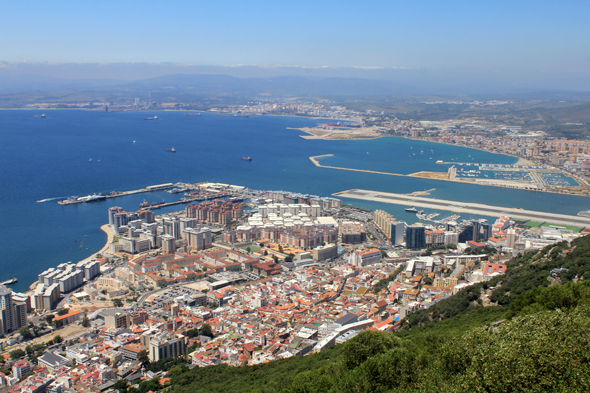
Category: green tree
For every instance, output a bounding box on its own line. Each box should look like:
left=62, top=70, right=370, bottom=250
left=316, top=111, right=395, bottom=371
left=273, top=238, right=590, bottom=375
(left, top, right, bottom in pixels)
left=188, top=342, right=199, bottom=353
left=138, top=350, right=150, bottom=367
left=200, top=323, right=213, bottom=338
left=113, top=298, right=123, bottom=307
left=45, top=314, right=55, bottom=326
left=342, top=330, right=400, bottom=370
left=57, top=308, right=69, bottom=316
left=113, top=379, right=129, bottom=393
left=10, top=349, right=25, bottom=359
left=81, top=316, right=90, bottom=328
left=19, top=327, right=33, bottom=340
left=52, top=335, right=63, bottom=344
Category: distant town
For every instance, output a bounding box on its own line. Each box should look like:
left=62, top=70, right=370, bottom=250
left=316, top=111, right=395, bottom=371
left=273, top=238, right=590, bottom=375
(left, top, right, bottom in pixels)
left=25, top=97, right=590, bottom=197
left=0, top=181, right=586, bottom=391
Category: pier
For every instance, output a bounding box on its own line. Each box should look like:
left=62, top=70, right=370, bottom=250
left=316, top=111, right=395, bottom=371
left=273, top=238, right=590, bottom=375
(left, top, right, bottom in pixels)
left=334, top=189, right=590, bottom=227
left=56, top=183, right=178, bottom=205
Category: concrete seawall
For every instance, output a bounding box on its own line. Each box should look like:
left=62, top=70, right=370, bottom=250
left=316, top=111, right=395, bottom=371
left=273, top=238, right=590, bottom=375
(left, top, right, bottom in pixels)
left=310, top=154, right=589, bottom=196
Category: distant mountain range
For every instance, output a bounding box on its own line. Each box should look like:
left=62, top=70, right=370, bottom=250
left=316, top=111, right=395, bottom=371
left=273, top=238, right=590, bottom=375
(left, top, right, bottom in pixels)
left=1, top=66, right=590, bottom=102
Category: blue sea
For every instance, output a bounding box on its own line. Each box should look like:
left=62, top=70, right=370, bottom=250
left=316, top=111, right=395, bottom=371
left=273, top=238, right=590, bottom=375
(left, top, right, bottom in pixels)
left=1, top=110, right=589, bottom=292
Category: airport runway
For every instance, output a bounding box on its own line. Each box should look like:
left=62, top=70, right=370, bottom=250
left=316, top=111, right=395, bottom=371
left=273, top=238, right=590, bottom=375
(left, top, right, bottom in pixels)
left=334, top=189, right=590, bottom=228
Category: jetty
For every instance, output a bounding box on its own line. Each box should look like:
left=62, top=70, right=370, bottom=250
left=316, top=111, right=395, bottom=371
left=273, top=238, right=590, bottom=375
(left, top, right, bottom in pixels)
left=0, top=277, right=17, bottom=286
left=55, top=183, right=178, bottom=205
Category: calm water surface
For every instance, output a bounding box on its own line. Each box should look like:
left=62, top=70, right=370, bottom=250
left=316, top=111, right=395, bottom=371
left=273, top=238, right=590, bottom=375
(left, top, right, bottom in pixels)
left=1, top=110, right=588, bottom=291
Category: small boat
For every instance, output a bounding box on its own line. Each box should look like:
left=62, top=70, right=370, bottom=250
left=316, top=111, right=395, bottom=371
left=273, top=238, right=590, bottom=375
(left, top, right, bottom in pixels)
left=242, top=157, right=252, bottom=161
left=1, top=277, right=17, bottom=285
left=166, top=148, right=176, bottom=153
left=145, top=115, right=159, bottom=120
left=186, top=113, right=201, bottom=116
left=34, top=114, right=46, bottom=118
left=405, top=206, right=418, bottom=213
left=89, top=158, right=92, bottom=162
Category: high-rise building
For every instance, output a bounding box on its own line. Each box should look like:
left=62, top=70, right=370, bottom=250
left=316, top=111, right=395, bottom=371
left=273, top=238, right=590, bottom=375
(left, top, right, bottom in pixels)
left=162, top=217, right=181, bottom=240
left=0, top=286, right=14, bottom=335
left=507, top=228, right=517, bottom=249
left=406, top=224, right=426, bottom=249
left=458, top=224, right=475, bottom=243
left=391, top=221, right=406, bottom=246
left=0, top=285, right=27, bottom=334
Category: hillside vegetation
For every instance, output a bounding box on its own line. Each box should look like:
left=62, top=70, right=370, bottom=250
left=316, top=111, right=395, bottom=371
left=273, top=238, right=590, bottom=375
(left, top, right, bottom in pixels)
left=161, top=235, right=590, bottom=393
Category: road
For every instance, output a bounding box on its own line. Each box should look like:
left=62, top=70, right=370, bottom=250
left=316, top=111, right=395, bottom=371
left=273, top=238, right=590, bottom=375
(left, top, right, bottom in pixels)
left=334, top=189, right=590, bottom=227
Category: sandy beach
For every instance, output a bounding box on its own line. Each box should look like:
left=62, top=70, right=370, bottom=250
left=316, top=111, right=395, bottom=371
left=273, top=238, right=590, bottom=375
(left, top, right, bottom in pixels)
left=26, top=225, right=114, bottom=294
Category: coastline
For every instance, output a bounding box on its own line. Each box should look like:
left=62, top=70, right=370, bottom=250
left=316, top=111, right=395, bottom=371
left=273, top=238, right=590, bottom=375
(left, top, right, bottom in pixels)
left=25, top=224, right=114, bottom=295
left=310, top=153, right=588, bottom=196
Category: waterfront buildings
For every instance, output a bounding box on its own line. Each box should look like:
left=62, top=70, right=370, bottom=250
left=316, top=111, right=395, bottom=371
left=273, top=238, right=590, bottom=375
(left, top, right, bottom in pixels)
left=373, top=210, right=405, bottom=245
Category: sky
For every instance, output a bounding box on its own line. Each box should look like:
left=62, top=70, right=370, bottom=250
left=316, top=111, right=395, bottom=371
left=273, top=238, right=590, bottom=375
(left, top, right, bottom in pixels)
left=1, top=1, right=589, bottom=69
left=1, top=0, right=590, bottom=91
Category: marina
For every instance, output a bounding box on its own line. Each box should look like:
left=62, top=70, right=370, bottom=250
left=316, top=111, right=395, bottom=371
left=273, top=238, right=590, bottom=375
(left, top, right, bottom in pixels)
left=334, top=189, right=590, bottom=228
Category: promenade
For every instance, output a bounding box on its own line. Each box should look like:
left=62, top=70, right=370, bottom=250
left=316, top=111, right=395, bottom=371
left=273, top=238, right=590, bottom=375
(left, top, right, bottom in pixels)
left=334, top=189, right=590, bottom=227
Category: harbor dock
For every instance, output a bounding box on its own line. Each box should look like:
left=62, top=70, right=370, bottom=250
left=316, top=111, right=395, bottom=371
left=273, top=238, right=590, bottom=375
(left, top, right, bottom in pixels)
left=334, top=189, right=590, bottom=227
left=56, top=183, right=178, bottom=205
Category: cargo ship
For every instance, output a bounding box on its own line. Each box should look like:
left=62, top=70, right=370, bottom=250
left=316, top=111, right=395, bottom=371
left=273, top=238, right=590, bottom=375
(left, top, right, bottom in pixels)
left=241, top=157, right=252, bottom=161
left=34, top=114, right=47, bottom=118
left=145, top=115, right=159, bottom=120
left=166, top=148, right=176, bottom=153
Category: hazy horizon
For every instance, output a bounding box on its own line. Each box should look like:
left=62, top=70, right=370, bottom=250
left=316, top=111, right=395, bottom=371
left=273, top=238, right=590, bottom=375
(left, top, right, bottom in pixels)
left=2, top=1, right=590, bottom=94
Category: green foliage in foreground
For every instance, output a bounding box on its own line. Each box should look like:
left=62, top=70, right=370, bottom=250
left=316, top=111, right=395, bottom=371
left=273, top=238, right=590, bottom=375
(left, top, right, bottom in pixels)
left=169, top=304, right=590, bottom=392
left=167, top=235, right=590, bottom=392
left=171, top=347, right=343, bottom=393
